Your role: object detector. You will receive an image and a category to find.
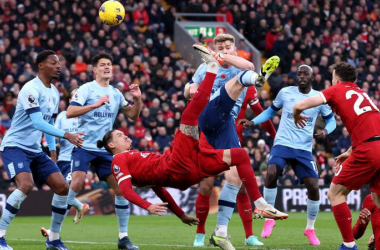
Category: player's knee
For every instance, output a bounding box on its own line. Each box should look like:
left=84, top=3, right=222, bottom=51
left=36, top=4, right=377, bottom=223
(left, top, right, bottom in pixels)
left=266, top=165, right=278, bottom=180
left=327, top=189, right=335, bottom=202
left=200, top=185, right=213, bottom=196
left=18, top=182, right=34, bottom=195
left=54, top=182, right=69, bottom=195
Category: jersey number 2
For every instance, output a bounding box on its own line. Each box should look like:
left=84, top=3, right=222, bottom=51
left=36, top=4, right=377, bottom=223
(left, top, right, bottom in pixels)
left=346, top=90, right=379, bottom=116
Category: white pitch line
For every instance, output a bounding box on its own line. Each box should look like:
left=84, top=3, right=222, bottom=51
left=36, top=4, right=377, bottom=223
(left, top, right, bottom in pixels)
left=10, top=238, right=260, bottom=249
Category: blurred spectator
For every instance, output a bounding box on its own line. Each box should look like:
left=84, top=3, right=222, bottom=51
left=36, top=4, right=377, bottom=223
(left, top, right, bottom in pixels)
left=333, top=127, right=351, bottom=156
left=155, top=126, right=172, bottom=151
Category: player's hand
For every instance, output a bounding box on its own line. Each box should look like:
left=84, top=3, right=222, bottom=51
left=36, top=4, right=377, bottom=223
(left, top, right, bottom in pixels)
left=315, top=129, right=327, bottom=139
left=359, top=208, right=371, bottom=225
left=92, top=95, right=110, bottom=108
left=294, top=114, right=309, bottom=129
left=147, top=203, right=168, bottom=216
left=189, top=84, right=199, bottom=98
left=129, top=84, right=142, bottom=99
left=50, top=150, right=57, bottom=163
left=367, top=234, right=375, bottom=249
left=180, top=214, right=199, bottom=226
left=64, top=132, right=85, bottom=147
left=334, top=151, right=350, bottom=168
left=238, top=119, right=254, bottom=128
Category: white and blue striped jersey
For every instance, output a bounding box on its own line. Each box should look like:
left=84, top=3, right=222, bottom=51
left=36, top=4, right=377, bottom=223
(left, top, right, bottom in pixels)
left=191, top=63, right=246, bottom=119
left=70, top=80, right=128, bottom=152
left=55, top=111, right=78, bottom=162
left=272, top=86, right=333, bottom=152
left=1, top=76, right=59, bottom=153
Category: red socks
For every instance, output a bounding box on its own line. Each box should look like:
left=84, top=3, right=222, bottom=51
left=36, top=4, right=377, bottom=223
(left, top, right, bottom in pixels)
left=230, top=148, right=262, bottom=201
left=237, top=192, right=254, bottom=238
left=195, top=193, right=210, bottom=234
left=181, top=72, right=216, bottom=126
left=332, top=202, right=355, bottom=242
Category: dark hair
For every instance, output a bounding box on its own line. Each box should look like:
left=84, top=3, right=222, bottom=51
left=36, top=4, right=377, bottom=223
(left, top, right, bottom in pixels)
left=92, top=53, right=113, bottom=66
left=332, top=62, right=357, bottom=82
left=97, top=129, right=117, bottom=154
left=69, top=87, right=78, bottom=99
left=36, top=50, right=56, bottom=66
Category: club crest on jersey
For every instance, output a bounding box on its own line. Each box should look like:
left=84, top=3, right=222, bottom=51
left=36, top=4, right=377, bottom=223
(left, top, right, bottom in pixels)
left=18, top=162, right=24, bottom=169
left=113, top=164, right=120, bottom=173
left=74, top=161, right=80, bottom=167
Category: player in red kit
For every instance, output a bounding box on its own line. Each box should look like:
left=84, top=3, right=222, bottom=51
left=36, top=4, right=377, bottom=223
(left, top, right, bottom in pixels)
left=97, top=47, right=288, bottom=245
left=293, top=62, right=380, bottom=250
left=193, top=85, right=277, bottom=246
left=352, top=194, right=379, bottom=250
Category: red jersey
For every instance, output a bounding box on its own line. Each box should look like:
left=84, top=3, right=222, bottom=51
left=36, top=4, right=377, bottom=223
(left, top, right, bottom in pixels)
left=235, top=86, right=276, bottom=141
left=321, top=82, right=380, bottom=147
left=353, top=194, right=380, bottom=250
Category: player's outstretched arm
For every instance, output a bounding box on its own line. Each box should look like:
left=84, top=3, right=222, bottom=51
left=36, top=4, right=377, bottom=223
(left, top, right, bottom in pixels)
left=67, top=95, right=110, bottom=118
left=123, top=84, right=142, bottom=120
left=238, top=106, right=277, bottom=128
left=334, top=147, right=352, bottom=168
left=353, top=208, right=371, bottom=239
left=249, top=101, right=276, bottom=139
left=293, top=95, right=324, bottom=128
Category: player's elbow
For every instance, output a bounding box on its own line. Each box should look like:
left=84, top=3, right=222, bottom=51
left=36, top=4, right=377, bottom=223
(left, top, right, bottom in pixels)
left=66, top=108, right=74, bottom=118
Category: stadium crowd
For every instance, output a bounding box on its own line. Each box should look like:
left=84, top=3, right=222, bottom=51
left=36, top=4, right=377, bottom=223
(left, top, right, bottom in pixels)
left=0, top=0, right=379, bottom=190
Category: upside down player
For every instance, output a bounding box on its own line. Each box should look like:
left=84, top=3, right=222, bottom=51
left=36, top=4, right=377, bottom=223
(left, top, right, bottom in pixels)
left=187, top=34, right=281, bottom=248
left=294, top=62, right=380, bottom=250
left=192, top=84, right=276, bottom=247
left=239, top=65, right=336, bottom=245
left=66, top=53, right=142, bottom=250
left=351, top=194, right=379, bottom=250
left=97, top=46, right=287, bottom=247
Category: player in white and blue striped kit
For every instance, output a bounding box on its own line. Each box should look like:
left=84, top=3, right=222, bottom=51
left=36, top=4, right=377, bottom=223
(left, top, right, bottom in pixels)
left=239, top=65, right=336, bottom=246
left=66, top=53, right=142, bottom=250
left=0, top=50, right=84, bottom=250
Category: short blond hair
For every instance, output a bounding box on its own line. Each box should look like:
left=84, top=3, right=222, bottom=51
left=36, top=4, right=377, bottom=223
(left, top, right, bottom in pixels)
left=213, top=34, right=235, bottom=45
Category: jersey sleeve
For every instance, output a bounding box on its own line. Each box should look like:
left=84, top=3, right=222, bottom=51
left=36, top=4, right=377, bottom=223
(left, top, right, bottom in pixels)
left=19, top=85, right=41, bottom=114
left=362, top=194, right=376, bottom=213
left=117, top=89, right=129, bottom=109
left=247, top=87, right=259, bottom=106
left=271, top=88, right=284, bottom=111
left=320, top=84, right=339, bottom=105
left=320, top=104, right=334, bottom=119
left=112, top=154, right=131, bottom=185
left=70, top=84, right=88, bottom=106
left=190, top=63, right=207, bottom=84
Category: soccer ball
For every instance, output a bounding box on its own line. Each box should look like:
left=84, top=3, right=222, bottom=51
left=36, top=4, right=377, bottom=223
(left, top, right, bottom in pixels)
left=99, top=0, right=125, bottom=26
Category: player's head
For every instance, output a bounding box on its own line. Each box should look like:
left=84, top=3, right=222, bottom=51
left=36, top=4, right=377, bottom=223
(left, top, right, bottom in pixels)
left=213, top=34, right=236, bottom=66
left=69, top=87, right=78, bottom=102
left=332, top=62, right=357, bottom=85
left=297, top=65, right=313, bottom=91
left=92, top=53, right=113, bottom=81
left=97, top=130, right=132, bottom=155
left=36, top=50, right=61, bottom=80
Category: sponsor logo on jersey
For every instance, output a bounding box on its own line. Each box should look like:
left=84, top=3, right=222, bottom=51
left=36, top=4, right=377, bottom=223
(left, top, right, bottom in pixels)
left=74, top=161, right=80, bottom=167
left=17, top=162, right=24, bottom=169
left=113, top=164, right=120, bottom=174
left=140, top=153, right=150, bottom=158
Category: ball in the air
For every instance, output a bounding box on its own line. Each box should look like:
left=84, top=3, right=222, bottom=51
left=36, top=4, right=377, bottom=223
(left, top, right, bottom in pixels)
left=99, top=0, right=125, bottom=26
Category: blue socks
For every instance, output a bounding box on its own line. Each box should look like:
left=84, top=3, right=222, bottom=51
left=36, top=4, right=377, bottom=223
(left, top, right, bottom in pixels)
left=115, top=196, right=130, bottom=238
left=50, top=194, right=68, bottom=240
left=0, top=189, right=27, bottom=236
left=263, top=187, right=277, bottom=206
left=66, top=188, right=78, bottom=213
left=216, top=183, right=240, bottom=226
left=72, top=198, right=83, bottom=210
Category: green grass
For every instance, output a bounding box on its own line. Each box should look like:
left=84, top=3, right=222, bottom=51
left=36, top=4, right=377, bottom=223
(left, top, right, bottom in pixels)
left=5, top=212, right=372, bottom=250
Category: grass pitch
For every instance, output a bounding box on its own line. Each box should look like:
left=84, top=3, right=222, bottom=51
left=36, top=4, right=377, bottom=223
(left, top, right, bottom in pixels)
left=6, top=212, right=372, bottom=250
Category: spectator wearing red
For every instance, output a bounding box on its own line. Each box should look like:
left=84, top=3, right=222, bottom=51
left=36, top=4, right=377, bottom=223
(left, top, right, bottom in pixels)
left=216, top=4, right=233, bottom=24
left=132, top=2, right=149, bottom=25
left=74, top=55, right=87, bottom=75
left=134, top=118, right=146, bottom=138
left=162, top=103, right=174, bottom=121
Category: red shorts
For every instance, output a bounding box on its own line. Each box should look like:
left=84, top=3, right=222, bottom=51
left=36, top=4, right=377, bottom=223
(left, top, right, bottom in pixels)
left=166, top=130, right=202, bottom=189
left=197, top=133, right=230, bottom=178
left=332, top=140, right=380, bottom=194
